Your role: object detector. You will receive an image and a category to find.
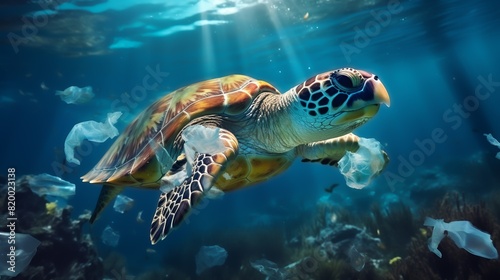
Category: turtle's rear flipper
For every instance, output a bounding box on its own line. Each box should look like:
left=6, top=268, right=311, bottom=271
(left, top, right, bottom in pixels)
left=150, top=125, right=238, bottom=244
left=90, top=184, right=124, bottom=223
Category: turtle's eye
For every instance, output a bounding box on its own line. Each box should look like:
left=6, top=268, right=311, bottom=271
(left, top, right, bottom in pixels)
left=330, top=69, right=363, bottom=93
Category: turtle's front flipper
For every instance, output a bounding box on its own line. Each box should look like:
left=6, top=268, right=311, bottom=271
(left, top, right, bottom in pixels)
left=296, top=133, right=389, bottom=172
left=150, top=126, right=238, bottom=244
left=297, top=133, right=360, bottom=165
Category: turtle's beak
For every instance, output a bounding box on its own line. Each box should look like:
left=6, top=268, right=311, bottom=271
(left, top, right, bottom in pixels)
left=370, top=78, right=390, bottom=107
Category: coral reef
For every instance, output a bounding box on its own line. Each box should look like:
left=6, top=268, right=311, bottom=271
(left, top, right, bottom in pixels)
left=390, top=192, right=500, bottom=280
left=102, top=251, right=128, bottom=279
left=280, top=220, right=386, bottom=280
left=409, top=152, right=500, bottom=209
left=0, top=177, right=103, bottom=280
left=161, top=224, right=286, bottom=279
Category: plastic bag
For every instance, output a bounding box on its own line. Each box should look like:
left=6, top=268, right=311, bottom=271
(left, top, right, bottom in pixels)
left=55, top=86, right=94, bottom=104
left=0, top=232, right=41, bottom=277
left=64, top=112, right=122, bottom=165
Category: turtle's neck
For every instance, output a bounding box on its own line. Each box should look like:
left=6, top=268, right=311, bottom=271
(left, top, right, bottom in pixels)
left=242, top=90, right=306, bottom=153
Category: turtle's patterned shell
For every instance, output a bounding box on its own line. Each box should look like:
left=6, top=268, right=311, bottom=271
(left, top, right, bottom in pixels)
left=81, top=75, right=278, bottom=186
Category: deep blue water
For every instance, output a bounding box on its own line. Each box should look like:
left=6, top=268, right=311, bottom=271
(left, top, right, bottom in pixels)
left=1, top=0, right=500, bottom=278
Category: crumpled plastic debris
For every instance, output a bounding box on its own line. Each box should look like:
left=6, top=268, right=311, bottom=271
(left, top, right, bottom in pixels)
left=113, top=194, right=134, bottom=214
left=337, top=137, right=386, bottom=189
left=160, top=125, right=227, bottom=194
left=182, top=125, right=226, bottom=167
left=424, top=217, right=498, bottom=259
left=22, top=173, right=75, bottom=199
left=55, top=86, right=94, bottom=104
left=250, top=258, right=283, bottom=278
left=64, top=111, right=122, bottom=165
left=0, top=232, right=41, bottom=277
left=346, top=244, right=366, bottom=272
left=484, top=133, right=500, bottom=159
left=160, top=166, right=188, bottom=194
left=195, top=245, right=228, bottom=275
left=136, top=211, right=144, bottom=223
left=101, top=226, right=120, bottom=247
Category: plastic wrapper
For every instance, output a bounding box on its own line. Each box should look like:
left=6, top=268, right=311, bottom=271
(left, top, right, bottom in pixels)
left=0, top=232, right=41, bottom=277
left=64, top=112, right=122, bottom=165
left=113, top=194, right=134, bottom=214
left=101, top=226, right=120, bottom=247
left=250, top=259, right=282, bottom=278
left=346, top=245, right=366, bottom=272
left=55, top=86, right=94, bottom=104
left=195, top=245, right=228, bottom=275
left=182, top=125, right=226, bottom=166
left=23, top=173, right=75, bottom=199
left=338, top=137, right=385, bottom=189
left=484, top=133, right=500, bottom=159
left=424, top=217, right=498, bottom=259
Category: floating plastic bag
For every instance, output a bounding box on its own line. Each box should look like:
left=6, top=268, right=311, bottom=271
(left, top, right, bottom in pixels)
left=55, top=86, right=94, bottom=104
left=338, top=137, right=385, bottom=189
left=346, top=244, right=366, bottom=272
left=101, top=226, right=120, bottom=247
left=424, top=217, right=498, bottom=259
left=64, top=112, right=122, bottom=165
left=250, top=258, right=282, bottom=278
left=195, top=245, right=228, bottom=275
left=23, top=173, right=75, bottom=199
left=113, top=194, right=134, bottom=214
left=182, top=125, right=226, bottom=165
left=160, top=166, right=188, bottom=194
left=484, top=133, right=500, bottom=159
left=0, top=232, right=41, bottom=277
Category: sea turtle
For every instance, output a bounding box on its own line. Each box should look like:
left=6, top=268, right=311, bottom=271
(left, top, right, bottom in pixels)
left=81, top=68, right=390, bottom=244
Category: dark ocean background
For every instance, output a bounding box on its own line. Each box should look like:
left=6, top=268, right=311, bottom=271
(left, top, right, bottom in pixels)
left=1, top=0, right=500, bottom=279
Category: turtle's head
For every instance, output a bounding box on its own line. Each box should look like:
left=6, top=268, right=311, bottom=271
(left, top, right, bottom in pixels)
left=289, top=68, right=390, bottom=141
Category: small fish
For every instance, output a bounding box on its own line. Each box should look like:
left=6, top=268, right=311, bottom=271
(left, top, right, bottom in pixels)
left=303, top=12, right=309, bottom=20
left=146, top=248, right=156, bottom=254
left=324, top=183, right=339, bottom=193
left=136, top=210, right=144, bottom=223
left=41, top=82, right=49, bottom=90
